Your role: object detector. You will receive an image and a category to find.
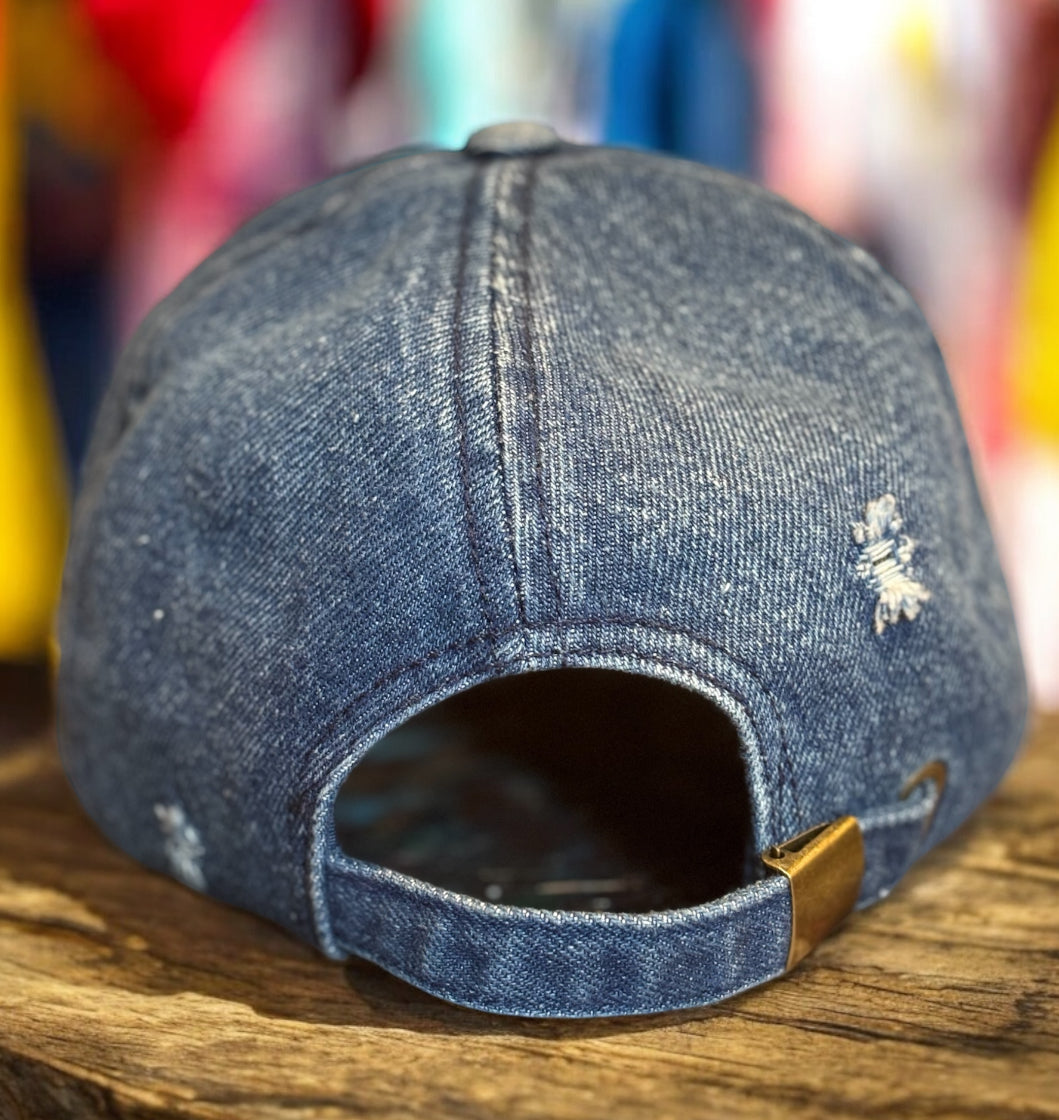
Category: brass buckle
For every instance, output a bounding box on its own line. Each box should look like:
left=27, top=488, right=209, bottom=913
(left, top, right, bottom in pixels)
left=762, top=816, right=864, bottom=970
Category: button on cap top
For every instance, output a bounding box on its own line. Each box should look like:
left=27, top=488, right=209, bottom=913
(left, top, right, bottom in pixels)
left=465, top=121, right=560, bottom=157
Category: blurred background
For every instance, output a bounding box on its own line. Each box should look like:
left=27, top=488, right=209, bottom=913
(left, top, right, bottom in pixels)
left=2, top=0, right=1058, bottom=708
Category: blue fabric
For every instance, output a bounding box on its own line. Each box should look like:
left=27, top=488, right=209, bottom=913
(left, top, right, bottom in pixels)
left=30, top=264, right=111, bottom=479
left=605, top=0, right=757, bottom=174
left=57, top=135, right=1027, bottom=1017
left=321, top=780, right=935, bottom=1016
left=326, top=856, right=790, bottom=1018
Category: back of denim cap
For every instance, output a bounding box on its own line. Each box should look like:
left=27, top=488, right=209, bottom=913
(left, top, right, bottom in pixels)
left=57, top=122, right=1028, bottom=1018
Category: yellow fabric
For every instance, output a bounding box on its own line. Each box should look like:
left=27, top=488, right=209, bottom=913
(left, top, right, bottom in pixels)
left=893, top=1, right=939, bottom=89
left=0, top=0, right=69, bottom=661
left=1014, top=106, right=1059, bottom=444
left=12, top=0, right=142, bottom=160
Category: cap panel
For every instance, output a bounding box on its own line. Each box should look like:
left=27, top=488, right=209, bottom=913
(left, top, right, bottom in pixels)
left=58, top=152, right=505, bottom=941
left=526, top=148, right=1026, bottom=861
left=75, top=148, right=437, bottom=519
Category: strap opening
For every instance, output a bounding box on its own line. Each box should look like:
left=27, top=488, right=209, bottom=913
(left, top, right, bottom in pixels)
left=333, top=666, right=754, bottom=914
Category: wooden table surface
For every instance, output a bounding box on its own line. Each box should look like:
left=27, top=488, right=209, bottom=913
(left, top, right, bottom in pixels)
left=1, top=670, right=1057, bottom=1120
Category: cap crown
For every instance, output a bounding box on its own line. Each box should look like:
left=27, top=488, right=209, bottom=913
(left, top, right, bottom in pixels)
left=58, top=138, right=1027, bottom=1015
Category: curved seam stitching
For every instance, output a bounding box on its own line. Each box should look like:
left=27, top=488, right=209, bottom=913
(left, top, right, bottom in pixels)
left=301, top=616, right=790, bottom=815
left=335, top=646, right=769, bottom=792
left=309, top=640, right=779, bottom=955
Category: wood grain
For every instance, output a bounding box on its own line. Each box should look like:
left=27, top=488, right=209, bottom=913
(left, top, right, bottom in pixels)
left=1, top=681, right=1056, bottom=1119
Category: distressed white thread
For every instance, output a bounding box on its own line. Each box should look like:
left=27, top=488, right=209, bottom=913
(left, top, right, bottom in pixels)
left=852, top=494, right=931, bottom=634
left=154, top=802, right=207, bottom=890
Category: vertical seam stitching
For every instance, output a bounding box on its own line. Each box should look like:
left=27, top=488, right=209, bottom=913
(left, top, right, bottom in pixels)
left=489, top=162, right=529, bottom=628
left=516, top=157, right=564, bottom=626
left=452, top=163, right=497, bottom=642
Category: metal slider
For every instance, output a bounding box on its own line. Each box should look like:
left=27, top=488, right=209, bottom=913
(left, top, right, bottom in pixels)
left=900, top=759, right=948, bottom=842
left=761, top=815, right=865, bottom=971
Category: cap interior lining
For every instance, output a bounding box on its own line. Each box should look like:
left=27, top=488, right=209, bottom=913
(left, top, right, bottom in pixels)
left=334, top=667, right=753, bottom=913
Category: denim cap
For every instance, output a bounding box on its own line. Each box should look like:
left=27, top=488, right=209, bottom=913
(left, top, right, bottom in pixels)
left=57, top=121, right=1028, bottom=1018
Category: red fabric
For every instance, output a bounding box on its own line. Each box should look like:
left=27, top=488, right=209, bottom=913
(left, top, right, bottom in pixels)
left=79, top=0, right=259, bottom=137
left=341, top=0, right=385, bottom=89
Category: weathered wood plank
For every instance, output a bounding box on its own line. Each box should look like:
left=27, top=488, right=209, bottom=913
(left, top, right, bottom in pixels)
left=1, top=694, right=1056, bottom=1119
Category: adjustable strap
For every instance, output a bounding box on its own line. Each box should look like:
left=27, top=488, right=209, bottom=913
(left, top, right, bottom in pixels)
left=324, top=787, right=938, bottom=1018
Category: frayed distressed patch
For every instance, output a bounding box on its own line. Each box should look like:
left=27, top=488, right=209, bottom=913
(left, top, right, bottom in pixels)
left=852, top=494, right=931, bottom=635
left=154, top=802, right=207, bottom=890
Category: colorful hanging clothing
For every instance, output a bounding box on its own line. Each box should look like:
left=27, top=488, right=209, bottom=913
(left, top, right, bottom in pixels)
left=604, top=0, right=757, bottom=174
left=0, top=0, right=69, bottom=660
left=1014, top=103, right=1059, bottom=445
left=78, top=0, right=259, bottom=138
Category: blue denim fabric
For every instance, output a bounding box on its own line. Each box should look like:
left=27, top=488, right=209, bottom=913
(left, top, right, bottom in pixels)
left=57, top=133, right=1027, bottom=1018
